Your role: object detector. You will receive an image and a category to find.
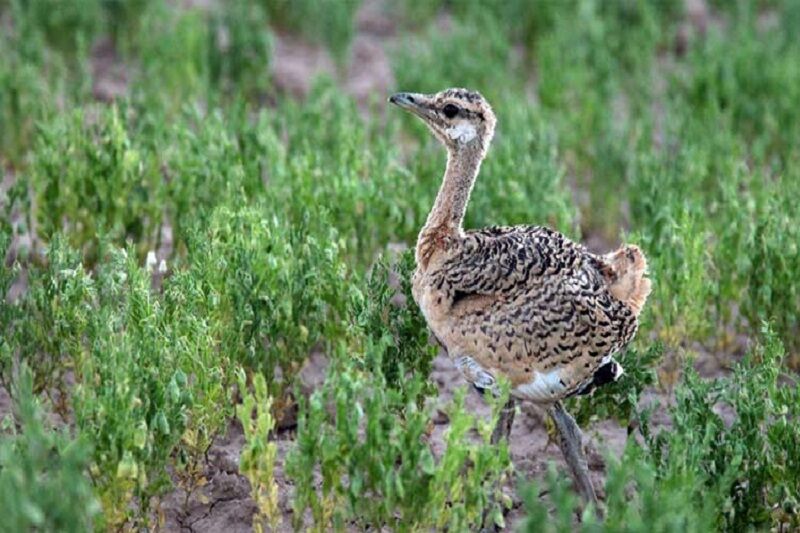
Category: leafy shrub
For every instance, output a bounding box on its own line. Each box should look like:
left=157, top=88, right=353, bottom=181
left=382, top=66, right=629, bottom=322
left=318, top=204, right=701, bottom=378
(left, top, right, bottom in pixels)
left=132, top=0, right=273, bottom=107
left=69, top=246, right=195, bottom=528
left=236, top=369, right=280, bottom=533
left=183, top=204, right=349, bottom=405
left=0, top=32, right=47, bottom=163
left=521, top=450, right=716, bottom=533
left=133, top=2, right=210, bottom=111
left=0, top=4, right=90, bottom=164
left=10, top=235, right=95, bottom=398
left=31, top=105, right=163, bottom=261
left=737, top=177, right=800, bottom=356
left=286, top=358, right=512, bottom=531
left=208, top=0, right=273, bottom=98
left=0, top=222, right=18, bottom=384
left=10, top=237, right=229, bottom=528
left=350, top=251, right=438, bottom=402
left=9, top=0, right=101, bottom=55
left=0, top=366, right=100, bottom=532
left=288, top=249, right=513, bottom=530
left=3, top=0, right=800, bottom=528
left=570, top=343, right=662, bottom=427
left=677, top=12, right=800, bottom=160
left=163, top=109, right=262, bottom=250
left=640, top=325, right=800, bottom=530
left=391, top=17, right=517, bottom=105
left=265, top=81, right=429, bottom=263
left=102, top=0, right=151, bottom=49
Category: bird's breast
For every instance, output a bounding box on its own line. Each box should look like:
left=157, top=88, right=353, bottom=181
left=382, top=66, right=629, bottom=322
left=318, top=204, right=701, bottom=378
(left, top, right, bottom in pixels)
left=412, top=267, right=452, bottom=337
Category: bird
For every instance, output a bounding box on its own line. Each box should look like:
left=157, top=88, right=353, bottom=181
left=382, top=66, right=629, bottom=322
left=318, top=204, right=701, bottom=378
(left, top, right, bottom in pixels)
left=389, top=88, right=651, bottom=508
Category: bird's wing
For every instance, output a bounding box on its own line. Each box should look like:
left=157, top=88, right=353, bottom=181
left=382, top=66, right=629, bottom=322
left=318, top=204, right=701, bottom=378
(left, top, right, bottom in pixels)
left=433, top=225, right=638, bottom=399
left=440, top=225, right=594, bottom=298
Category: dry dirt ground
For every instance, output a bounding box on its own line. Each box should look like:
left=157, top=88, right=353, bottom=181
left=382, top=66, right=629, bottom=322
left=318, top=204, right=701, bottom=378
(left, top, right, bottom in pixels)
left=0, top=0, right=733, bottom=531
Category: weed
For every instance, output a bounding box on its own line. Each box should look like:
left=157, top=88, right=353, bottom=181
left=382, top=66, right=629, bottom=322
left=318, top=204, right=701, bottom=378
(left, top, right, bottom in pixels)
left=286, top=356, right=512, bottom=531
left=31, top=105, right=163, bottom=262
left=182, top=203, right=349, bottom=416
left=351, top=251, right=438, bottom=402
left=236, top=369, right=280, bottom=533
left=0, top=365, right=100, bottom=532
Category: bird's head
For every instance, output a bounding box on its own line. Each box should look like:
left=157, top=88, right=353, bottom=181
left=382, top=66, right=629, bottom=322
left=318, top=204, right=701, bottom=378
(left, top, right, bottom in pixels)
left=389, top=88, right=496, bottom=153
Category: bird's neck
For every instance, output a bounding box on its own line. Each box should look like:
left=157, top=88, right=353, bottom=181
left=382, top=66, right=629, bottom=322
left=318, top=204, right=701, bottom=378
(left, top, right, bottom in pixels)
left=415, top=145, right=484, bottom=268
left=422, top=145, right=484, bottom=236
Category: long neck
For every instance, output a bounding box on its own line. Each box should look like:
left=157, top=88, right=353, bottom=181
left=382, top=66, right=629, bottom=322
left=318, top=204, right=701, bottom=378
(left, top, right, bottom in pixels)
left=422, top=145, right=484, bottom=234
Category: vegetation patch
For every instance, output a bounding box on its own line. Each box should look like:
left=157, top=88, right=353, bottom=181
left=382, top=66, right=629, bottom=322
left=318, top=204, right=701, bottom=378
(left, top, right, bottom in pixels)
left=1, top=0, right=799, bottom=530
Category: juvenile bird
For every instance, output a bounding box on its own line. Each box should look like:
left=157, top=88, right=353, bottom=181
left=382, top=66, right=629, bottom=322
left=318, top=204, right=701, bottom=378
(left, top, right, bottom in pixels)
left=389, top=88, right=651, bottom=506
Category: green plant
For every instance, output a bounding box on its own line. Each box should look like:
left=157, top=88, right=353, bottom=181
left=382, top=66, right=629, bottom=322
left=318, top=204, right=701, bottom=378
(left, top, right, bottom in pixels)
left=0, top=218, right=18, bottom=386
left=264, top=81, right=428, bottom=264
left=70, top=245, right=194, bottom=528
left=521, top=450, right=716, bottom=533
left=12, top=237, right=226, bottom=528
left=133, top=3, right=210, bottom=112
left=570, top=343, right=662, bottom=426
left=0, top=365, right=100, bottom=532
left=10, top=0, right=101, bottom=55
left=31, top=105, right=163, bottom=261
left=208, top=0, right=272, bottom=99
left=287, top=250, right=512, bottom=530
left=351, top=251, right=438, bottom=402
left=286, top=356, right=512, bottom=531
left=182, top=203, right=349, bottom=410
left=0, top=2, right=91, bottom=164
left=640, top=324, right=800, bottom=530
left=13, top=236, right=95, bottom=399
left=391, top=17, right=518, bottom=107
left=236, top=369, right=280, bottom=533
left=3, top=0, right=800, bottom=528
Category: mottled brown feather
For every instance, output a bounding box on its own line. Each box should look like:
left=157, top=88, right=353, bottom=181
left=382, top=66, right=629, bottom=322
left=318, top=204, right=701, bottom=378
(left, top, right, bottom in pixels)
left=414, top=226, right=642, bottom=397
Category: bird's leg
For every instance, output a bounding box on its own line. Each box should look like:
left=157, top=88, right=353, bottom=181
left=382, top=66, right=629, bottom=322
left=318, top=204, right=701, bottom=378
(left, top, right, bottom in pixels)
left=547, top=401, right=598, bottom=507
left=491, top=397, right=516, bottom=445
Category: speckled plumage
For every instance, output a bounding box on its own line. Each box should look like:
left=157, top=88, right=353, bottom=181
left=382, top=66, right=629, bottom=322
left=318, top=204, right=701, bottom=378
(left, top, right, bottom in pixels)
left=391, top=88, right=651, bottom=404
left=414, top=224, right=645, bottom=401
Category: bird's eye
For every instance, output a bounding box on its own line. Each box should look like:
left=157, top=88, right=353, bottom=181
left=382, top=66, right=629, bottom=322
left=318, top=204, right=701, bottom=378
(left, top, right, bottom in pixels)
left=442, top=104, right=459, bottom=118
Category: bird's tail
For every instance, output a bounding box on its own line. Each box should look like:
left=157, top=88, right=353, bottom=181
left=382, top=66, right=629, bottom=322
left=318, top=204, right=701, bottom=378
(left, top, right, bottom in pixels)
left=569, top=357, right=624, bottom=397
left=602, top=245, right=651, bottom=316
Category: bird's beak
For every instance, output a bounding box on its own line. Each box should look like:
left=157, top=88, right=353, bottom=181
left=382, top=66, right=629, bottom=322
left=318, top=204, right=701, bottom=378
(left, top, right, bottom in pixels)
left=389, top=92, right=431, bottom=118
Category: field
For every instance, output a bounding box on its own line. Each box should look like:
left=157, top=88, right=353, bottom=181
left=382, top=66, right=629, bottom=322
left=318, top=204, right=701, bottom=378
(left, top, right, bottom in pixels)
left=1, top=0, right=799, bottom=531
